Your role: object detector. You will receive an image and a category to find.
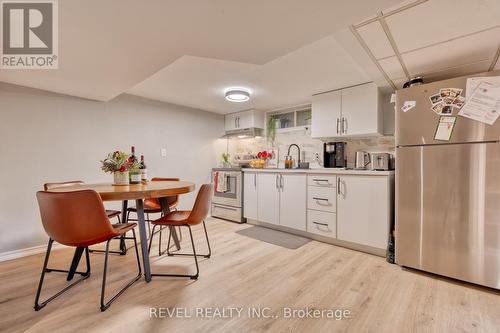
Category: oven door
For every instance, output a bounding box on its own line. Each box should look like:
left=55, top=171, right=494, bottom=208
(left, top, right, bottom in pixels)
left=212, top=171, right=242, bottom=207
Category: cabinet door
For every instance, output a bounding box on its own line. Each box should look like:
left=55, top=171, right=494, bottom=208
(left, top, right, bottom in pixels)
left=337, top=175, right=389, bottom=249
left=279, top=174, right=307, bottom=231
left=311, top=90, right=342, bottom=138
left=237, top=111, right=253, bottom=129
left=224, top=114, right=238, bottom=131
left=341, top=83, right=381, bottom=137
left=257, top=173, right=280, bottom=225
left=243, top=172, right=258, bottom=220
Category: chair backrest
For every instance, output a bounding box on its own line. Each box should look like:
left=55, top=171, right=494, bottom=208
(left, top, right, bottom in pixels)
left=187, top=184, right=213, bottom=225
left=145, top=177, right=180, bottom=207
left=36, top=190, right=115, bottom=247
left=44, top=180, right=84, bottom=191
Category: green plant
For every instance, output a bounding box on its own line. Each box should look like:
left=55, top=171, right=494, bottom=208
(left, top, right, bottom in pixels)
left=222, top=152, right=230, bottom=163
left=267, top=114, right=279, bottom=144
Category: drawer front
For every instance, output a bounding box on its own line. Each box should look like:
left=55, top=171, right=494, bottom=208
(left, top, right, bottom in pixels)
left=212, top=204, right=242, bottom=222
left=308, top=186, right=337, bottom=212
left=307, top=210, right=336, bottom=238
left=307, top=174, right=337, bottom=188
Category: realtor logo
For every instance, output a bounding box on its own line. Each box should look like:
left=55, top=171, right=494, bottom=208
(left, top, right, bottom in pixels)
left=1, top=0, right=58, bottom=69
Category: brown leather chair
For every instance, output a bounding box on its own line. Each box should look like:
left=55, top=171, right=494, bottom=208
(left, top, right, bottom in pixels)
left=126, top=177, right=181, bottom=241
left=44, top=181, right=126, bottom=255
left=148, top=184, right=212, bottom=280
left=35, top=190, right=142, bottom=312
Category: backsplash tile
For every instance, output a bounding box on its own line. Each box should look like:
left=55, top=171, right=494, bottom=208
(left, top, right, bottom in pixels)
left=226, top=128, right=395, bottom=168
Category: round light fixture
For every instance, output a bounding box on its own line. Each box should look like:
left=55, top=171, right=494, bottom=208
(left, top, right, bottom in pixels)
left=224, top=87, right=250, bottom=103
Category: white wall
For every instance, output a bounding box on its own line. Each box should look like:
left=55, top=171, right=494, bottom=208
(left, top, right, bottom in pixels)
left=0, top=83, right=225, bottom=254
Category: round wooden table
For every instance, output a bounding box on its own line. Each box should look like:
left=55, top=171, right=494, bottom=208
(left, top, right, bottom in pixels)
left=49, top=181, right=195, bottom=282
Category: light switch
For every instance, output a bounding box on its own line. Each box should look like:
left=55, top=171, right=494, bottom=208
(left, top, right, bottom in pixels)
left=161, top=148, right=167, bottom=157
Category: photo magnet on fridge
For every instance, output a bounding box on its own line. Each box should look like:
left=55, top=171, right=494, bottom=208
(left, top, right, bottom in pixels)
left=434, top=116, right=456, bottom=141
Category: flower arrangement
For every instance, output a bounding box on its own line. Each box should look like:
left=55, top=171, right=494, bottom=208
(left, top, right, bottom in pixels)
left=100, top=151, right=139, bottom=173
left=250, top=151, right=273, bottom=168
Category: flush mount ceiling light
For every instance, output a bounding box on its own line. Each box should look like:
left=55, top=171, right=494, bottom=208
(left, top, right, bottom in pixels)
left=224, top=87, right=250, bottom=103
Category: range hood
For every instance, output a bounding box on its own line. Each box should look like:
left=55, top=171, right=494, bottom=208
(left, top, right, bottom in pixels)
left=222, top=127, right=264, bottom=139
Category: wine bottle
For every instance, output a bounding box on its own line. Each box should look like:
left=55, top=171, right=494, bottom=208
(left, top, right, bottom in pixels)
left=130, top=146, right=137, bottom=163
left=140, top=155, right=148, bottom=182
left=129, top=146, right=141, bottom=184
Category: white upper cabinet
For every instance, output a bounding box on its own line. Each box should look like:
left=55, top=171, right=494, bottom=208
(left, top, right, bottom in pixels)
left=341, top=82, right=382, bottom=137
left=224, top=110, right=264, bottom=131
left=311, top=82, right=383, bottom=138
left=311, top=90, right=341, bottom=138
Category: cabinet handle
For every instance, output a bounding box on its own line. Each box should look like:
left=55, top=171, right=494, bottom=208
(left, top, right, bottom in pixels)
left=313, top=179, right=330, bottom=184
left=237, top=117, right=239, bottom=128
left=214, top=205, right=237, bottom=211
left=234, top=117, right=237, bottom=128
left=254, top=173, right=257, bottom=188
left=336, top=118, right=340, bottom=134
left=337, top=178, right=341, bottom=195
left=280, top=174, right=284, bottom=191
left=313, top=197, right=329, bottom=202
left=276, top=174, right=279, bottom=190
left=343, top=117, right=348, bottom=134
left=312, top=221, right=329, bottom=227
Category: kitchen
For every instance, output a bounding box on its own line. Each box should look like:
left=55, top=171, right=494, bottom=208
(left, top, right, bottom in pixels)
left=1, top=0, right=500, bottom=332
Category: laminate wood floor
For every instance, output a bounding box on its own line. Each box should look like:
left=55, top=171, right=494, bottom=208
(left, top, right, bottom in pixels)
left=1, top=218, right=499, bottom=333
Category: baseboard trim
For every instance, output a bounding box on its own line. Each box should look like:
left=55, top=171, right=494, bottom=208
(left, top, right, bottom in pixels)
left=0, top=243, right=68, bottom=263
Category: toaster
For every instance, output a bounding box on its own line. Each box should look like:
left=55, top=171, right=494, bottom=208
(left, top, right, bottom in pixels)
left=370, top=153, right=390, bottom=171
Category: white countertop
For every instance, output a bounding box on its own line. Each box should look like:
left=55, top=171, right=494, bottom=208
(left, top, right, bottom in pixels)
left=242, top=168, right=394, bottom=176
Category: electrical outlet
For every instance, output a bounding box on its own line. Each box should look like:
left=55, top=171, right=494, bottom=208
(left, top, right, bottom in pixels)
left=314, top=152, right=320, bottom=160
left=161, top=148, right=167, bottom=157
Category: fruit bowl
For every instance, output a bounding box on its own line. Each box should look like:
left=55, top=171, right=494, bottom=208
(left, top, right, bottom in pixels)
left=250, top=159, right=267, bottom=169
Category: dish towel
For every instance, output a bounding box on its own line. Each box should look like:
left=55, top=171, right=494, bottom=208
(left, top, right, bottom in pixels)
left=215, top=172, right=228, bottom=193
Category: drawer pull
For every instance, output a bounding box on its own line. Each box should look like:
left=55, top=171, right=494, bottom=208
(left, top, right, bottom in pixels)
left=214, top=205, right=237, bottom=211
left=312, top=221, right=329, bottom=227
left=313, top=179, right=330, bottom=183
left=313, top=197, right=329, bottom=202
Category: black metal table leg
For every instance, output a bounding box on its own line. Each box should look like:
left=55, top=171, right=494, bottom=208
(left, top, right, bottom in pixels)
left=135, top=199, right=152, bottom=282
left=158, top=196, right=181, bottom=250
left=67, top=247, right=85, bottom=281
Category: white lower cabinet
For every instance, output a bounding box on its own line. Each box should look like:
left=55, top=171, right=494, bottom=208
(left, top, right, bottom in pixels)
left=243, top=172, right=258, bottom=220
left=279, top=174, right=307, bottom=231
left=337, top=175, right=389, bottom=249
left=307, top=210, right=336, bottom=238
left=244, top=171, right=393, bottom=254
left=257, top=173, right=280, bottom=225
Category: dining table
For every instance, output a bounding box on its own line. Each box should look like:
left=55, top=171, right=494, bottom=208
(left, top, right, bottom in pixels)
left=48, top=180, right=195, bottom=282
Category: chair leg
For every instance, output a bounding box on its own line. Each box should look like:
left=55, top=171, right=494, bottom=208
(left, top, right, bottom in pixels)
left=100, top=229, right=142, bottom=312
left=151, top=225, right=199, bottom=280
left=166, top=222, right=211, bottom=258
left=34, top=239, right=91, bottom=311
left=148, top=224, right=158, bottom=253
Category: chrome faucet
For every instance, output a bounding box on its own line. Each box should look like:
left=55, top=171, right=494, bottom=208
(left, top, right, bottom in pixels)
left=287, top=144, right=301, bottom=165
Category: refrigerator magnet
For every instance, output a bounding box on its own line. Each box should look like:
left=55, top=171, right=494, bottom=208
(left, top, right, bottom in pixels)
left=401, top=100, right=416, bottom=112
left=434, top=116, right=456, bottom=141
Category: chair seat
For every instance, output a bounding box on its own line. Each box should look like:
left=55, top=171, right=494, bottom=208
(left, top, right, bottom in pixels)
left=127, top=202, right=177, bottom=213
left=151, top=211, right=191, bottom=226
left=106, top=210, right=121, bottom=218
left=66, top=223, right=137, bottom=247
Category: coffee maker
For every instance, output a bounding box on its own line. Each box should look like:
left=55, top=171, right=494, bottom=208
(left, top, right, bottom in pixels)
left=323, top=142, right=346, bottom=168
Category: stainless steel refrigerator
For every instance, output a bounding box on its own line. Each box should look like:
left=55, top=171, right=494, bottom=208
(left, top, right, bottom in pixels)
left=396, top=70, right=500, bottom=289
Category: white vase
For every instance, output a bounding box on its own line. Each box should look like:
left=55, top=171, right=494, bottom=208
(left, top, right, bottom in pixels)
left=113, top=171, right=129, bottom=185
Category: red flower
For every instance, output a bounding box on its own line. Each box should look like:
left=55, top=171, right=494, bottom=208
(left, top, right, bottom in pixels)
left=119, top=165, right=126, bottom=172
left=257, top=152, right=262, bottom=158
left=128, top=156, right=134, bottom=162
left=262, top=151, right=268, bottom=159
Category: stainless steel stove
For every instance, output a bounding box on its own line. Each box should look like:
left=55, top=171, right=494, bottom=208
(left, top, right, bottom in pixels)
left=211, top=167, right=245, bottom=223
